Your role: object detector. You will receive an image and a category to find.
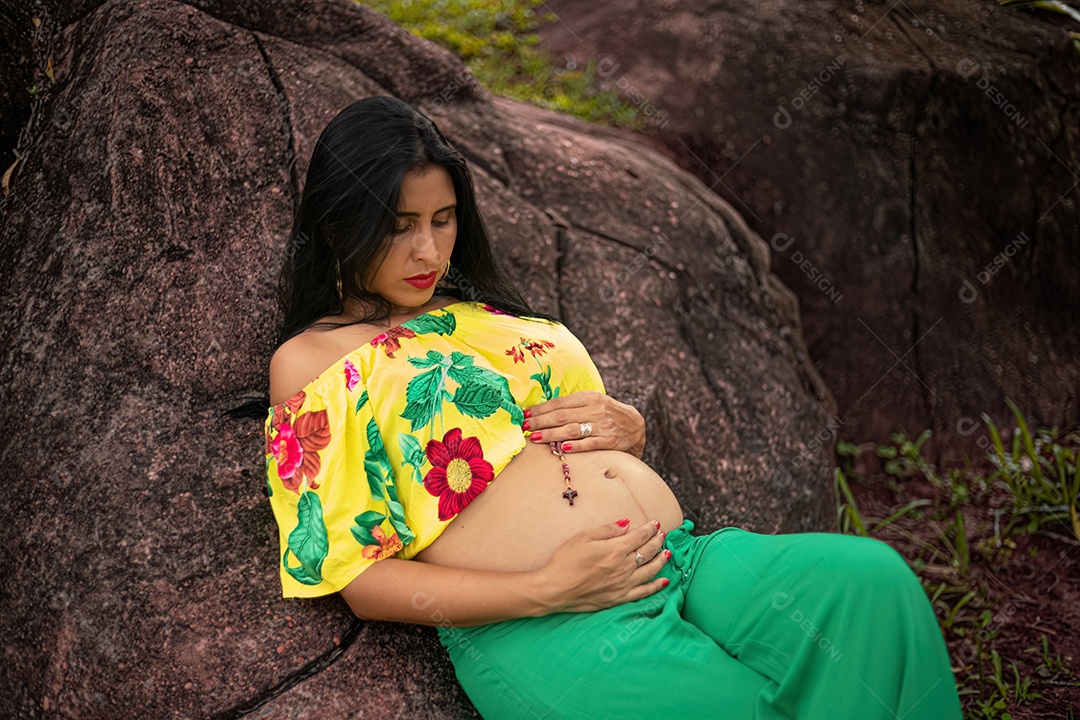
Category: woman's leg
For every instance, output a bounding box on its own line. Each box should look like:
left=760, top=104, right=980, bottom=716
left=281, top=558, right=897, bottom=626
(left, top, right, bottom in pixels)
left=439, top=564, right=775, bottom=720
left=438, top=520, right=783, bottom=719
left=678, top=524, right=963, bottom=719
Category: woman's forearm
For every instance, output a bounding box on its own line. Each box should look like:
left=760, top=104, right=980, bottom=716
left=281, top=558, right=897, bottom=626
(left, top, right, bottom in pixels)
left=338, top=557, right=552, bottom=628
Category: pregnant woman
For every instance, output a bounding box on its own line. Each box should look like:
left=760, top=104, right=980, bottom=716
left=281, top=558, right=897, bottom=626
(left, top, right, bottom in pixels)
left=261, top=96, right=962, bottom=719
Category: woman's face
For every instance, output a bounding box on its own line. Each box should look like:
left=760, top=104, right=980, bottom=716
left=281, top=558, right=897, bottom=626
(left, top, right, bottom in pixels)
left=362, top=164, right=457, bottom=314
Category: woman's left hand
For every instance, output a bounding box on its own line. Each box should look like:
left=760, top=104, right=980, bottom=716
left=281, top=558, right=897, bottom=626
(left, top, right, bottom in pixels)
left=522, top=390, right=646, bottom=457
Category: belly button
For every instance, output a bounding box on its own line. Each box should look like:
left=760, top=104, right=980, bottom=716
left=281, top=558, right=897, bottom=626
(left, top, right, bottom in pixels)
left=604, top=468, right=617, bottom=479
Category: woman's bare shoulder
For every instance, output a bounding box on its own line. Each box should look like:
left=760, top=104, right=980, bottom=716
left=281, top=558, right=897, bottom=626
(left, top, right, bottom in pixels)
left=269, top=296, right=463, bottom=406
left=268, top=321, right=383, bottom=406
left=269, top=334, right=320, bottom=407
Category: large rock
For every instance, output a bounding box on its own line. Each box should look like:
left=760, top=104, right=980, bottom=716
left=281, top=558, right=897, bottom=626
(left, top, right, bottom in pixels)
left=536, top=0, right=1080, bottom=463
left=0, top=5, right=32, bottom=182
left=0, top=0, right=835, bottom=716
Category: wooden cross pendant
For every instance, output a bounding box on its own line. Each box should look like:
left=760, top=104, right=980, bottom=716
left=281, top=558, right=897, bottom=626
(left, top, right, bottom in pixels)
left=562, top=487, right=578, bottom=505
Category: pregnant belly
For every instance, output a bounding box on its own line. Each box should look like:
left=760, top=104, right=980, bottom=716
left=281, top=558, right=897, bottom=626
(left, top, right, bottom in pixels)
left=412, top=439, right=684, bottom=572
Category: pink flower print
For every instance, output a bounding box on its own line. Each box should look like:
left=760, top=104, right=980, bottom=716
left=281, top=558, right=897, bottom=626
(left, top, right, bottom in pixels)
left=482, top=303, right=516, bottom=317
left=271, top=422, right=304, bottom=492
left=343, top=358, right=361, bottom=392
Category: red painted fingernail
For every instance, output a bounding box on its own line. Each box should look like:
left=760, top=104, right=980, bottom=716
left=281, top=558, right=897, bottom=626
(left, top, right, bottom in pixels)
left=523, top=409, right=532, bottom=418
left=562, top=443, right=571, bottom=451
left=661, top=578, right=670, bottom=587
left=653, top=520, right=661, bottom=529
left=531, top=432, right=543, bottom=441
left=522, top=420, right=530, bottom=430
left=664, top=549, right=672, bottom=560
left=616, top=518, right=630, bottom=527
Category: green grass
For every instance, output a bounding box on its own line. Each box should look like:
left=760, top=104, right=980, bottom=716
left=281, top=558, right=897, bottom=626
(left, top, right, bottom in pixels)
left=356, top=0, right=655, bottom=130
left=834, top=398, right=1080, bottom=717
left=982, top=398, right=1080, bottom=540
left=358, top=0, right=1080, bottom=137
left=997, top=0, right=1080, bottom=55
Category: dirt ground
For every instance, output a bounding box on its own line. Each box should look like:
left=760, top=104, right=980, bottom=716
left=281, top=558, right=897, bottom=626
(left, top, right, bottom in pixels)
left=846, top=460, right=1079, bottom=719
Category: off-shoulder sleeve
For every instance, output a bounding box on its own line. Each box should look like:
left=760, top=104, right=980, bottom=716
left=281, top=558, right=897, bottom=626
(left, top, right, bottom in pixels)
left=263, top=362, right=411, bottom=598
left=553, top=323, right=607, bottom=396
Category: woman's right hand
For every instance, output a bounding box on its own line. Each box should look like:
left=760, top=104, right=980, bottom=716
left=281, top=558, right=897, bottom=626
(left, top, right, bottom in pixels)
left=533, top=519, right=671, bottom=614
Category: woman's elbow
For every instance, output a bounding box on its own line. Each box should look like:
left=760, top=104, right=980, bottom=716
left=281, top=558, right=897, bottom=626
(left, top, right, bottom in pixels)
left=340, top=591, right=372, bottom=620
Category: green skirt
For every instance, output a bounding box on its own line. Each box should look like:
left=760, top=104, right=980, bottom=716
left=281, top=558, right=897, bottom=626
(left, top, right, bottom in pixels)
left=437, top=519, right=962, bottom=720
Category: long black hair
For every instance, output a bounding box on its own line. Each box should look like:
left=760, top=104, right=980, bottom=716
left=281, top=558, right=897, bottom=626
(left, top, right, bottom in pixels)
left=229, top=95, right=559, bottom=420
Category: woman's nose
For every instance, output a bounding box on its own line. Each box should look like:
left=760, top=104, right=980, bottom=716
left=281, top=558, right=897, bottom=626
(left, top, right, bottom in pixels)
left=408, top=227, right=434, bottom=251
left=410, top=228, right=439, bottom=258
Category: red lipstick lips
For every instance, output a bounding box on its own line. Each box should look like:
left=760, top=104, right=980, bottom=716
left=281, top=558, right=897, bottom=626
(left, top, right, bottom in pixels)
left=405, top=272, right=436, bottom=289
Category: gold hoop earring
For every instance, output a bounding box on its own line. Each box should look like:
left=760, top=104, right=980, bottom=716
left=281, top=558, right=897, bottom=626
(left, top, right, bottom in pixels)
left=442, top=259, right=451, bottom=281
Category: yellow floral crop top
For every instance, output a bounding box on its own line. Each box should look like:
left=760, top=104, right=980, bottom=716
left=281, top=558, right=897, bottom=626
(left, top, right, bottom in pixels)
left=263, top=300, right=607, bottom=598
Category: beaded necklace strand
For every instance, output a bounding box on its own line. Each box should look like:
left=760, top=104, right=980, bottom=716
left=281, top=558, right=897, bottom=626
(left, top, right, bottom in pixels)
left=550, top=441, right=578, bottom=505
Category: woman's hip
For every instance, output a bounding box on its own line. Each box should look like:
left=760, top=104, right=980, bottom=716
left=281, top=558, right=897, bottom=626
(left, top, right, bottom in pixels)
left=435, top=520, right=772, bottom=719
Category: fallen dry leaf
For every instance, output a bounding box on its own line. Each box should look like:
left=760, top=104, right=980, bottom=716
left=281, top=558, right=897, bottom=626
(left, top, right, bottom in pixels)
left=2, top=159, right=18, bottom=196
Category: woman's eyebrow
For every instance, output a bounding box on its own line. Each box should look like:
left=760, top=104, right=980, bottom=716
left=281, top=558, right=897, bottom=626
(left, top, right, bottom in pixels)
left=396, top=204, right=456, bottom=217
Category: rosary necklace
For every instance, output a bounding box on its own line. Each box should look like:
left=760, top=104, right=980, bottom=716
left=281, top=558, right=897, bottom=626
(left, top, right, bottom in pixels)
left=549, top=441, right=578, bottom=505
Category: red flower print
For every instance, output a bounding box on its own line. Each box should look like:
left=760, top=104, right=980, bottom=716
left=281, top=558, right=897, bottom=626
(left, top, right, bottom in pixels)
left=285, top=392, right=306, bottom=414
left=423, top=428, right=495, bottom=521
left=361, top=525, right=404, bottom=560
left=525, top=338, right=555, bottom=357
left=270, top=422, right=304, bottom=489
left=369, top=326, right=417, bottom=358
left=343, top=358, right=361, bottom=391
left=270, top=391, right=307, bottom=433
left=291, top=410, right=331, bottom=490
left=270, top=409, right=332, bottom=493
left=506, top=337, right=556, bottom=363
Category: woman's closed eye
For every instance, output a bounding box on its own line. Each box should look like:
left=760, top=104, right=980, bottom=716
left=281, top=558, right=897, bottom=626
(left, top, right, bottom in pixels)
left=393, top=216, right=454, bottom=235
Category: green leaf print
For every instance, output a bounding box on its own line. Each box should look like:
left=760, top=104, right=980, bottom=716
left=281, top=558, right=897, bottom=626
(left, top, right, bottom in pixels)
left=355, top=510, right=387, bottom=525
left=401, top=311, right=456, bottom=336
left=531, top=365, right=555, bottom=400
left=529, top=367, right=548, bottom=399
left=384, top=480, right=416, bottom=545
left=266, top=476, right=273, bottom=498
left=401, top=366, right=450, bottom=432
left=350, top=510, right=387, bottom=545
left=452, top=380, right=502, bottom=419
left=408, top=349, right=447, bottom=369
left=283, top=491, right=329, bottom=585
left=354, top=389, right=369, bottom=414
left=448, top=350, right=479, bottom=371
left=398, top=433, right=428, bottom=484
left=502, top=398, right=525, bottom=426
left=484, top=374, right=524, bottom=424
left=528, top=365, right=562, bottom=403
left=364, top=457, right=387, bottom=501
left=401, top=349, right=525, bottom=434
left=448, top=357, right=520, bottom=418
left=364, top=418, right=393, bottom=501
